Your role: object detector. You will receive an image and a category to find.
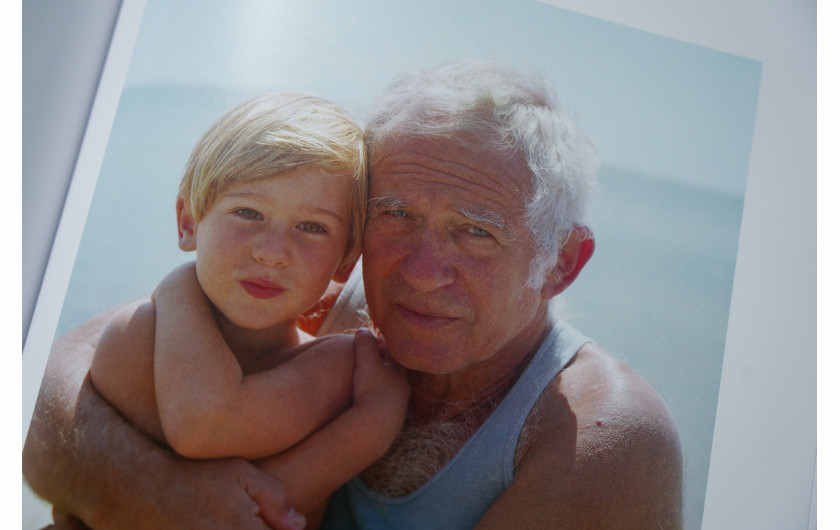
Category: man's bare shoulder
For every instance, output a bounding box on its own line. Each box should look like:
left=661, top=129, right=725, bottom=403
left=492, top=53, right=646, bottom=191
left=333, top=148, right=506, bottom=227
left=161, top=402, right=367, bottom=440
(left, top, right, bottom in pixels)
left=551, top=343, right=680, bottom=444
left=511, top=342, right=683, bottom=528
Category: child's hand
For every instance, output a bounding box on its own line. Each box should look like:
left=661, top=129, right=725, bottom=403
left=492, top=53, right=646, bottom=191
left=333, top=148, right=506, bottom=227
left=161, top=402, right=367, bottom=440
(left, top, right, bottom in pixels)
left=351, top=328, right=410, bottom=445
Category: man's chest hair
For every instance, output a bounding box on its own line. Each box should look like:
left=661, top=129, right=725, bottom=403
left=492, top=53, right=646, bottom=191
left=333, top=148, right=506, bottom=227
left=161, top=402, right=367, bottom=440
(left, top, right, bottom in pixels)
left=359, top=389, right=545, bottom=497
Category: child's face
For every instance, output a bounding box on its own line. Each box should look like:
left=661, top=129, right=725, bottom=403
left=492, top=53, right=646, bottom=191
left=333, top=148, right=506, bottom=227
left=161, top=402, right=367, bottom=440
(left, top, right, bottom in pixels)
left=178, top=166, right=353, bottom=330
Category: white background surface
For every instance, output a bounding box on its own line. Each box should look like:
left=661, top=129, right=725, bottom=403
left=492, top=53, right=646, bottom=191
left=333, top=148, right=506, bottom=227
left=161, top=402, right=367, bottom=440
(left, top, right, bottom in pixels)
left=21, top=1, right=819, bottom=528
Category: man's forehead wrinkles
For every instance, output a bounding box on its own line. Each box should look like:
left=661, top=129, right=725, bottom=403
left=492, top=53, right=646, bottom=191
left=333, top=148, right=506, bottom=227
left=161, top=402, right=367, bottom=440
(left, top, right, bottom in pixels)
left=370, top=157, right=530, bottom=225
left=367, top=191, right=519, bottom=241
left=374, top=150, right=521, bottom=199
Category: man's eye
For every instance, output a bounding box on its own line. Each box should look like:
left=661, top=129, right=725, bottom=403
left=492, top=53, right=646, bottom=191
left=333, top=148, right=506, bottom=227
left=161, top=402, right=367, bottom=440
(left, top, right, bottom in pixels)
left=389, top=209, right=407, bottom=219
left=467, top=226, right=490, bottom=237
left=235, top=208, right=261, bottom=220
left=298, top=222, right=327, bottom=233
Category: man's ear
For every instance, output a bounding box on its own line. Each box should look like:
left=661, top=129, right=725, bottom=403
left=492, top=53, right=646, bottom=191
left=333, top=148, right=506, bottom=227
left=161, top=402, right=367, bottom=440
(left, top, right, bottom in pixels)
left=541, top=225, right=595, bottom=300
left=176, top=196, right=198, bottom=251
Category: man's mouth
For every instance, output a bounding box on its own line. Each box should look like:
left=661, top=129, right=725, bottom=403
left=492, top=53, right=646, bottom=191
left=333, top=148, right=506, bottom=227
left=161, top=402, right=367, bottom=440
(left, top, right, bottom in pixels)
left=395, top=303, right=460, bottom=328
left=239, top=279, right=286, bottom=299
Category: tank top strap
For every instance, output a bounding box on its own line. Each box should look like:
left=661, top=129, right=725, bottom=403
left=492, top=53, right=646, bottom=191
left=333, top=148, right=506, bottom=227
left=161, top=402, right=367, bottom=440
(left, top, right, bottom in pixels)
left=494, top=320, right=591, bottom=487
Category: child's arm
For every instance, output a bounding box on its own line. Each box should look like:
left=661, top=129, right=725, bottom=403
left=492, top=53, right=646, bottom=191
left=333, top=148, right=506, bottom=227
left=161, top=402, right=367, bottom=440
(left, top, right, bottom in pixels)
left=257, top=328, right=410, bottom=516
left=27, top=300, right=301, bottom=530
left=153, top=263, right=354, bottom=460
left=89, top=297, right=166, bottom=444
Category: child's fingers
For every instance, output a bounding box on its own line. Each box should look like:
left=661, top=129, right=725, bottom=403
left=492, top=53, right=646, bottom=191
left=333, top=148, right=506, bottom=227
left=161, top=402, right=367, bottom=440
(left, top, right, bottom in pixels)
left=353, top=327, right=410, bottom=415
left=353, top=328, right=405, bottom=377
left=353, top=327, right=381, bottom=363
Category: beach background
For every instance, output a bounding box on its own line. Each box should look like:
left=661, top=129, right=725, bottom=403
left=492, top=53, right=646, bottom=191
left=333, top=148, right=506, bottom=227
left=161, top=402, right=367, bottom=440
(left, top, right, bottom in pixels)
left=24, top=0, right=761, bottom=528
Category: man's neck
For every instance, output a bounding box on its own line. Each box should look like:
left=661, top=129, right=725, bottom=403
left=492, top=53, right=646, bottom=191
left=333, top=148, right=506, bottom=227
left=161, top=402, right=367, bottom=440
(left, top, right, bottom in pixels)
left=406, top=312, right=552, bottom=425
left=361, top=313, right=554, bottom=497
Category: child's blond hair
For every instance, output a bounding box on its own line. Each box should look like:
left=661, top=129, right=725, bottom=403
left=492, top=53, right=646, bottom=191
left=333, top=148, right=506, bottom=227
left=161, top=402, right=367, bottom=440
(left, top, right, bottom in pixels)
left=179, top=92, right=367, bottom=267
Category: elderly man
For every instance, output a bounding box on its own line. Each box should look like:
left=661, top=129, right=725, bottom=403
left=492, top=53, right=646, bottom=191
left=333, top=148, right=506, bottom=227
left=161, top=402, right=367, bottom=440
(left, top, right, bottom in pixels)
left=24, top=61, right=682, bottom=529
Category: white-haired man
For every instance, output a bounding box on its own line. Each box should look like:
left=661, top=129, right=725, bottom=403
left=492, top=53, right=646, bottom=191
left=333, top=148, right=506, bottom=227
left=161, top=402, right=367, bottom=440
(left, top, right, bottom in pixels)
left=24, top=61, right=682, bottom=529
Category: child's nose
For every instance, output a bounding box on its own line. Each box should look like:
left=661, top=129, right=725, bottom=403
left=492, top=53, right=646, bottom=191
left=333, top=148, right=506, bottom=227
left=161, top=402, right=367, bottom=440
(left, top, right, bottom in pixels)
left=252, top=231, right=291, bottom=267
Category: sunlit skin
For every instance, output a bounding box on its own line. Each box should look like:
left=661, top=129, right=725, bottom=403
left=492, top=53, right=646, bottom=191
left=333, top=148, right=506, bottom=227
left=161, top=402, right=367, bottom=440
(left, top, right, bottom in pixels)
left=363, top=134, right=556, bottom=403
left=22, top=129, right=683, bottom=530
left=176, top=166, right=353, bottom=356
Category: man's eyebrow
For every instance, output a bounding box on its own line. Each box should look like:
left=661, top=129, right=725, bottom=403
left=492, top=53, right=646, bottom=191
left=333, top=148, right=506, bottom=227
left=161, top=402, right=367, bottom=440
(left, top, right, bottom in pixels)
left=458, top=207, right=508, bottom=234
left=367, top=196, right=407, bottom=214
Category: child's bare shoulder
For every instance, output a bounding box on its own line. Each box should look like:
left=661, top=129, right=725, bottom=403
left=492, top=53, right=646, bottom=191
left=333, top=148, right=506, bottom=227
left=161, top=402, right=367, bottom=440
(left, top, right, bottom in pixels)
left=100, top=297, right=156, bottom=343
left=306, top=332, right=356, bottom=355
left=92, top=297, right=156, bottom=365
left=279, top=332, right=357, bottom=377
left=309, top=332, right=356, bottom=348
left=90, top=296, right=164, bottom=441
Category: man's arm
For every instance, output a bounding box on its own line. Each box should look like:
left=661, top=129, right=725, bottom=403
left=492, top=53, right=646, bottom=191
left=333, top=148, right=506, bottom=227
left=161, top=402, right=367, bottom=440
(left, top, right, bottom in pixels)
left=476, top=344, right=683, bottom=529
left=22, top=302, right=304, bottom=530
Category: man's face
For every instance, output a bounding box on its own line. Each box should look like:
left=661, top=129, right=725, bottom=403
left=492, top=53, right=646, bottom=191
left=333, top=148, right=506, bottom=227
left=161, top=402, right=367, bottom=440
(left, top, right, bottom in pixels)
left=363, top=134, right=550, bottom=377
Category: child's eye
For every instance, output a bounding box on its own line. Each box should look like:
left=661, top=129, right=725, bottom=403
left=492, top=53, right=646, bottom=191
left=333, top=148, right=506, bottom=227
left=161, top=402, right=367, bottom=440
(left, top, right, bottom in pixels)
left=235, top=208, right=262, bottom=220
left=298, top=222, right=327, bottom=233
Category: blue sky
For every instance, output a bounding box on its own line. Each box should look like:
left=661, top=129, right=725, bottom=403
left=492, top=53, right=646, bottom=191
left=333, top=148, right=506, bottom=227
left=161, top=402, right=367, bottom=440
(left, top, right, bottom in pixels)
left=123, top=0, right=761, bottom=196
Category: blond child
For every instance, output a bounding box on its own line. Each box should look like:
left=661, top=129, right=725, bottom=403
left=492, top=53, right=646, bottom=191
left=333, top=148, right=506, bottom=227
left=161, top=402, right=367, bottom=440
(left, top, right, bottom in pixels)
left=89, top=93, right=409, bottom=527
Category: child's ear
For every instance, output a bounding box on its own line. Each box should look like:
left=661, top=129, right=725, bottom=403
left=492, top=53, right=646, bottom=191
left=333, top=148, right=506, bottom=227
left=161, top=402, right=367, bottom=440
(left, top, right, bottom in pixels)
left=176, top=197, right=198, bottom=252
left=540, top=226, right=595, bottom=300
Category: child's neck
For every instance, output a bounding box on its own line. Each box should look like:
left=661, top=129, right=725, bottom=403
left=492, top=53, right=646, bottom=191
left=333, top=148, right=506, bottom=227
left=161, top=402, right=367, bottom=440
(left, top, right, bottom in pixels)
left=213, top=309, right=312, bottom=374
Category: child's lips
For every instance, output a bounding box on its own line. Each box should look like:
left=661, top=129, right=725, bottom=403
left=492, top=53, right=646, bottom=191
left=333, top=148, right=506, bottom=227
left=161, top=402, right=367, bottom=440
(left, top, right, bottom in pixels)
left=239, top=279, right=286, bottom=299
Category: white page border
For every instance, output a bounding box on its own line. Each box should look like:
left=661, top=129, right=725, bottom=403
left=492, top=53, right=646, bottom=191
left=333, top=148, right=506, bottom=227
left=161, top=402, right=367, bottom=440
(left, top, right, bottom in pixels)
left=22, top=0, right=148, bottom=440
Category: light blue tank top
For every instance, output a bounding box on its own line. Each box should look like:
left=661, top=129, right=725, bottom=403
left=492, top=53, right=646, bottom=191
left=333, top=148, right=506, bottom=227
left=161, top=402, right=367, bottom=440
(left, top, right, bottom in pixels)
left=321, top=309, right=591, bottom=530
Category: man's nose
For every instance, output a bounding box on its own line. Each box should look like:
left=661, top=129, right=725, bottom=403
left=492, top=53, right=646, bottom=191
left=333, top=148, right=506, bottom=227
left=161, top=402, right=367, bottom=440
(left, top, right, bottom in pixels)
left=252, top=230, right=291, bottom=267
left=399, top=231, right=455, bottom=292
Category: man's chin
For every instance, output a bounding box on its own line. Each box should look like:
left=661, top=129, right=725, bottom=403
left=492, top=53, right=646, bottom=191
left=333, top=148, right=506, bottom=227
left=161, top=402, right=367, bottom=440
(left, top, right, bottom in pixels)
left=388, top=340, right=469, bottom=375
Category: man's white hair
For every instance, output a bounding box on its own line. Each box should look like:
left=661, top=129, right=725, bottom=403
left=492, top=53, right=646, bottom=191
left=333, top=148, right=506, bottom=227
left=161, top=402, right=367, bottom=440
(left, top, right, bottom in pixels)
left=366, top=60, right=599, bottom=287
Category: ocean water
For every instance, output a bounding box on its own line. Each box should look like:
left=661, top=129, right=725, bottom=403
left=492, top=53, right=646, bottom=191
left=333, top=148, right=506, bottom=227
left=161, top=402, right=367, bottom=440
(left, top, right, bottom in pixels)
left=44, top=85, right=742, bottom=529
